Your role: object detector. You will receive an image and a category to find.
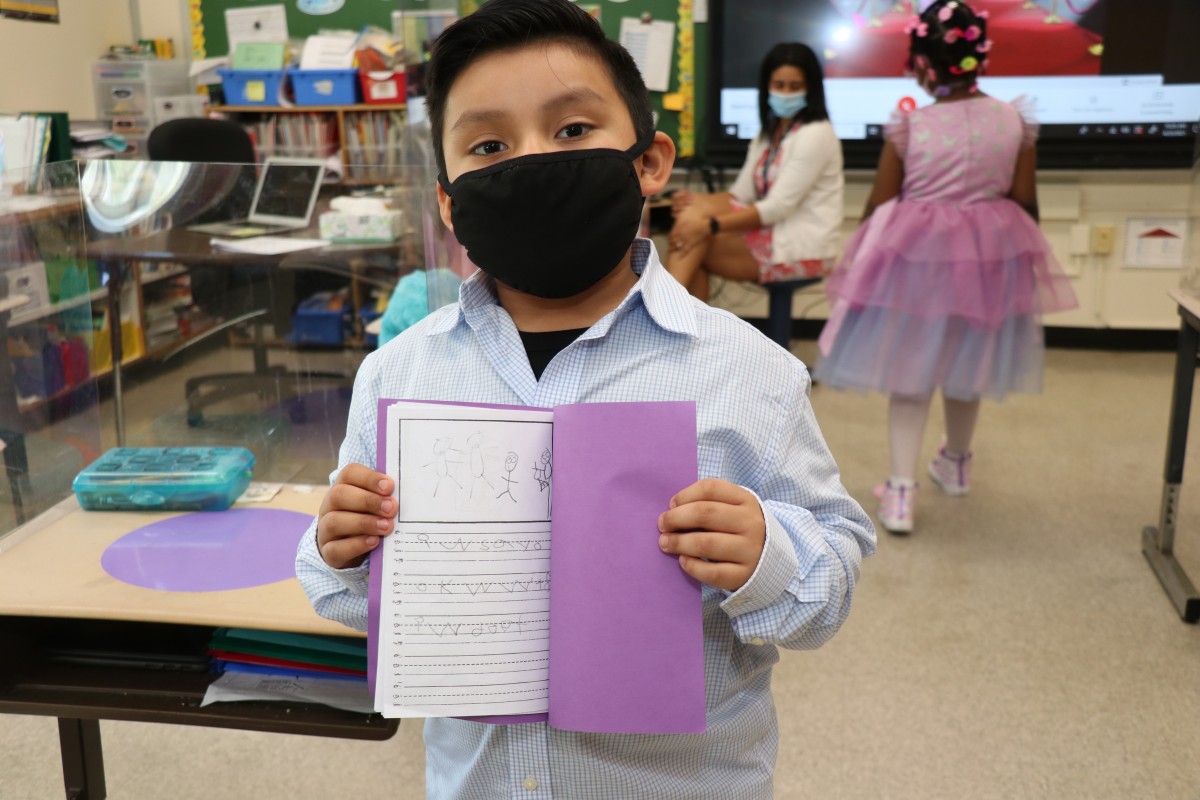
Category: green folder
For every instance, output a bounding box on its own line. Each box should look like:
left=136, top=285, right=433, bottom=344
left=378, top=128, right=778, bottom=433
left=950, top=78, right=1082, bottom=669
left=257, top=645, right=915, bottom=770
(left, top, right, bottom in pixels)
left=232, top=42, right=287, bottom=71
left=220, top=627, right=367, bottom=657
left=211, top=629, right=367, bottom=670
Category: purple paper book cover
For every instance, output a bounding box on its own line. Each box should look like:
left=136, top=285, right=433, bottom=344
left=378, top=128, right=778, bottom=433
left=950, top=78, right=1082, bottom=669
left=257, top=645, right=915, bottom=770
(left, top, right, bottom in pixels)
left=547, top=401, right=705, bottom=734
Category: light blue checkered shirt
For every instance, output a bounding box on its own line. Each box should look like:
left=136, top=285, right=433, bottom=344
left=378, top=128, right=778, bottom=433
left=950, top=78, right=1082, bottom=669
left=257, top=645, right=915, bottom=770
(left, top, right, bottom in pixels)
left=296, top=239, right=875, bottom=799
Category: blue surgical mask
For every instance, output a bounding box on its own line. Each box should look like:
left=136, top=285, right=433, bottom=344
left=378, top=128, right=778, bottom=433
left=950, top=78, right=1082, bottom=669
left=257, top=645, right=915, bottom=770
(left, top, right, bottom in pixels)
left=768, top=91, right=808, bottom=119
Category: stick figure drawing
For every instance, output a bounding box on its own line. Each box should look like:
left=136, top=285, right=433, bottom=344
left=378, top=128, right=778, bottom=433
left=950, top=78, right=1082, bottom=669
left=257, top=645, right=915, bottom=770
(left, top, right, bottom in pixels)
left=425, top=437, right=464, bottom=498
left=532, top=447, right=552, bottom=519
left=497, top=452, right=519, bottom=503
left=466, top=432, right=495, bottom=500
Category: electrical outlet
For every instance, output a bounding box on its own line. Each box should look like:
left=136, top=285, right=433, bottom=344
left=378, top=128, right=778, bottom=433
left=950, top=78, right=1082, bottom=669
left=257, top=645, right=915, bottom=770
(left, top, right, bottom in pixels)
left=1092, top=224, right=1116, bottom=255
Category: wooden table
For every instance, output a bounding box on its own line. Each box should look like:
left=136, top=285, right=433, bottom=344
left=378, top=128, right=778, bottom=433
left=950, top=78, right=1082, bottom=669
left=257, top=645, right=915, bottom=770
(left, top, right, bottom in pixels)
left=0, top=486, right=397, bottom=800
left=1143, top=289, right=1200, bottom=623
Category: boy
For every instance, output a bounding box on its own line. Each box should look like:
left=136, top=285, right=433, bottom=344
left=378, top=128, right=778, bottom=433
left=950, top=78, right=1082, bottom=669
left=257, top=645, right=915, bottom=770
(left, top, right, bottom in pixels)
left=296, top=1, right=875, bottom=797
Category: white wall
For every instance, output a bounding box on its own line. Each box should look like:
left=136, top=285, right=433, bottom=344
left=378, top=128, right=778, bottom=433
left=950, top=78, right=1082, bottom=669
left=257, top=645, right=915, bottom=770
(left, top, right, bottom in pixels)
left=702, top=170, right=1195, bottom=331
left=0, top=0, right=133, bottom=119
left=135, top=0, right=189, bottom=51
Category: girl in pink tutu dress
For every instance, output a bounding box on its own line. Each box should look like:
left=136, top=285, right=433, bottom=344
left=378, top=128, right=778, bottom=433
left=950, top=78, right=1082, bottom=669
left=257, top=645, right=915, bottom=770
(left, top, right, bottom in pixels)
left=813, top=0, right=1077, bottom=534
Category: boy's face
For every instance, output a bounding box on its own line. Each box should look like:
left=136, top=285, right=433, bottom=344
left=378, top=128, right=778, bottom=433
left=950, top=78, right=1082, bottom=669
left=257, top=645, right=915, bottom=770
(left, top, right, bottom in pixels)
left=439, top=42, right=638, bottom=183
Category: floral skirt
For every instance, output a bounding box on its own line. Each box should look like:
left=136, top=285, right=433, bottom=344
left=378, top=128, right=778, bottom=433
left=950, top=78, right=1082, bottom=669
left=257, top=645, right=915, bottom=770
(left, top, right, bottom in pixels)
left=731, top=200, right=832, bottom=284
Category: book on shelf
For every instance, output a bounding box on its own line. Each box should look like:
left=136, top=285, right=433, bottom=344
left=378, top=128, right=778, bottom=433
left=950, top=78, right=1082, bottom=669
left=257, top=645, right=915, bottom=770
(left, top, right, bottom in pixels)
left=343, top=110, right=406, bottom=178
left=241, top=113, right=337, bottom=161
left=369, top=399, right=706, bottom=734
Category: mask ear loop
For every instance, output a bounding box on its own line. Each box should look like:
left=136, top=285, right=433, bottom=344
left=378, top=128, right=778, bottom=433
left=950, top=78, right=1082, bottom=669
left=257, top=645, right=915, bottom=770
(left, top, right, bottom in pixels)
left=624, top=128, right=658, bottom=160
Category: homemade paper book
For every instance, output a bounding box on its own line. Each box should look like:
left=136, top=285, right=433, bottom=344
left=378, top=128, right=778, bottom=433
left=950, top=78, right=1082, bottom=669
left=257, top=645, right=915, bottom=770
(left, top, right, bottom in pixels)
left=368, top=399, right=706, bottom=734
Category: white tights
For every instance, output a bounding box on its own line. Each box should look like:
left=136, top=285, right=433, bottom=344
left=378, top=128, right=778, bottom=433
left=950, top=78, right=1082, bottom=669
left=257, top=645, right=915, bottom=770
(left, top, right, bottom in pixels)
left=888, top=393, right=981, bottom=483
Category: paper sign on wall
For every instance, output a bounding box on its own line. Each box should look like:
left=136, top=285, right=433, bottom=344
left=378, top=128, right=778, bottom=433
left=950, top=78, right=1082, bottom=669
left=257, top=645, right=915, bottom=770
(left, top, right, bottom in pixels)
left=297, top=0, right=344, bottom=14
left=618, top=17, right=675, bottom=93
left=1124, top=218, right=1189, bottom=269
left=226, top=4, right=289, bottom=51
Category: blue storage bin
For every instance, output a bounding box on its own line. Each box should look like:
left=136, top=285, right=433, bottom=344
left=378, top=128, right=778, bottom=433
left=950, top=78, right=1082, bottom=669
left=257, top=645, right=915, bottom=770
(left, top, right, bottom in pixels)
left=218, top=69, right=284, bottom=107
left=287, top=292, right=351, bottom=345
left=291, top=68, right=360, bottom=106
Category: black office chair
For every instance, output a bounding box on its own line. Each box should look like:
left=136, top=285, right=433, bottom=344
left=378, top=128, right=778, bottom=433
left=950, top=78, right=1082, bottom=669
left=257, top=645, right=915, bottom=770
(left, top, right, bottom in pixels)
left=148, top=118, right=344, bottom=426
left=148, top=118, right=256, bottom=165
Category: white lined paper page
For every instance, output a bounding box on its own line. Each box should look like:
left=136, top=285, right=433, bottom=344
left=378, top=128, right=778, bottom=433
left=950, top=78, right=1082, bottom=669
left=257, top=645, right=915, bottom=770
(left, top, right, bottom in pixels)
left=380, top=403, right=554, bottom=718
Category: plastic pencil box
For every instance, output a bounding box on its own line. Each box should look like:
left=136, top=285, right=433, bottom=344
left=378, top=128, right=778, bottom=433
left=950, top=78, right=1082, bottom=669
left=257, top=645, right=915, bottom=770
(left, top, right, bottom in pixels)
left=73, top=447, right=255, bottom=512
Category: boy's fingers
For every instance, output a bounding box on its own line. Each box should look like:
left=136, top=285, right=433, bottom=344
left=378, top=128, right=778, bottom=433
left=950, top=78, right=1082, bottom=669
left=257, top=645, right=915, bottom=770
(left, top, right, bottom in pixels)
left=677, top=555, right=749, bottom=593
left=319, top=510, right=396, bottom=544
left=658, top=501, right=747, bottom=536
left=319, top=534, right=382, bottom=571
left=660, top=530, right=758, bottom=566
left=670, top=478, right=755, bottom=509
left=324, top=483, right=397, bottom=518
left=337, top=463, right=393, bottom=495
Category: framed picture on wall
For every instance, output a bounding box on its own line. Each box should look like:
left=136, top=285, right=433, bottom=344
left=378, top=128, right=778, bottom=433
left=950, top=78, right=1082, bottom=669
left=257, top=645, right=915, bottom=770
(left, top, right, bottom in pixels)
left=0, top=0, right=59, bottom=24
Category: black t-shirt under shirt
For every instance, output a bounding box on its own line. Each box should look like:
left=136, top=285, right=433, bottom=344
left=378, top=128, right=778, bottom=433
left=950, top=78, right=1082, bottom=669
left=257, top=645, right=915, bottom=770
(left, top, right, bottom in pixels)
left=518, top=328, right=588, bottom=380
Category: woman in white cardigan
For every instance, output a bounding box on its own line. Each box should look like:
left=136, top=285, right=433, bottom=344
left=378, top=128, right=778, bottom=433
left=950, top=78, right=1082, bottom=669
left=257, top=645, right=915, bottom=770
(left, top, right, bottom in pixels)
left=668, top=42, right=844, bottom=301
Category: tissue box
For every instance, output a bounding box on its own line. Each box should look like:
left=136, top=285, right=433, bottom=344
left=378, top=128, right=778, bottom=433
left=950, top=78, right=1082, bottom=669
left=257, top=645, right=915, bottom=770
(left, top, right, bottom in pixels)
left=319, top=209, right=403, bottom=243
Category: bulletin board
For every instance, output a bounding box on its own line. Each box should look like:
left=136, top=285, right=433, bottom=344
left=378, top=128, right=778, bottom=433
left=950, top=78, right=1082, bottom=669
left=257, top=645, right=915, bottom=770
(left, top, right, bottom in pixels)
left=192, top=0, right=707, bottom=160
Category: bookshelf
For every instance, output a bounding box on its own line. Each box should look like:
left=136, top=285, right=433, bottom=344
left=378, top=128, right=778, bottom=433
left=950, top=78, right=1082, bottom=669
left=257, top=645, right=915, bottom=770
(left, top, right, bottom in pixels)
left=207, top=104, right=408, bottom=185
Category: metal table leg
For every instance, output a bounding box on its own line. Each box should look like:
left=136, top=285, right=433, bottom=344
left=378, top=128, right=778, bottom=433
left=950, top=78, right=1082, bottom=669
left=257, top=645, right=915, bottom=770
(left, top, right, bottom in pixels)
left=57, top=718, right=106, bottom=800
left=1143, top=312, right=1200, bottom=623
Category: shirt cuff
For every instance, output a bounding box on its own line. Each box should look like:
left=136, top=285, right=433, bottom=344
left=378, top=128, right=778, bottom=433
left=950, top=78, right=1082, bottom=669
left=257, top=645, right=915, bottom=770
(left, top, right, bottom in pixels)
left=305, top=525, right=372, bottom=596
left=720, top=489, right=799, bottom=617
left=331, top=560, right=372, bottom=596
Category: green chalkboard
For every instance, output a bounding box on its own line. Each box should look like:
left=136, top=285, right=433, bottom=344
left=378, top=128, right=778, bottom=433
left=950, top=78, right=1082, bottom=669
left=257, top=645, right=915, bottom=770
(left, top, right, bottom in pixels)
left=197, top=0, right=706, bottom=159
left=586, top=0, right=707, bottom=162
left=198, top=0, right=445, bottom=61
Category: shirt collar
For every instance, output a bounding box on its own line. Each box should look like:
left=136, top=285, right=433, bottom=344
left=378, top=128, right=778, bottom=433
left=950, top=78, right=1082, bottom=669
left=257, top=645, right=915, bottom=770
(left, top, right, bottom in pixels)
left=426, top=238, right=697, bottom=339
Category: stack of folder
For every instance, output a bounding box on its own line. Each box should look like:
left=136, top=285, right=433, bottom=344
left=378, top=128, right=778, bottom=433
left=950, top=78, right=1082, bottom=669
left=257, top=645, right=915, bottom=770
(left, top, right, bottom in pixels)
left=209, top=627, right=368, bottom=684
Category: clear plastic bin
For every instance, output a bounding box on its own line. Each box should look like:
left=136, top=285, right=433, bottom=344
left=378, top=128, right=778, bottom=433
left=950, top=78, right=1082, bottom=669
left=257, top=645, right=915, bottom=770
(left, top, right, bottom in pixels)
left=72, top=447, right=255, bottom=511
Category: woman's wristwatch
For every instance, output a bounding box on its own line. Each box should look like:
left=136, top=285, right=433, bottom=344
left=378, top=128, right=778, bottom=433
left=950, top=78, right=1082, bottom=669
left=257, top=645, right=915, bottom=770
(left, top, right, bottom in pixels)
left=709, top=216, right=721, bottom=234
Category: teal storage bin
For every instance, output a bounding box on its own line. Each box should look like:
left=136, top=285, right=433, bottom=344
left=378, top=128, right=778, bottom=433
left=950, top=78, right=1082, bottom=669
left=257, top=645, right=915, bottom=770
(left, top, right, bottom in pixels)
left=73, top=447, right=255, bottom=511
left=291, top=69, right=359, bottom=106
left=218, top=69, right=284, bottom=107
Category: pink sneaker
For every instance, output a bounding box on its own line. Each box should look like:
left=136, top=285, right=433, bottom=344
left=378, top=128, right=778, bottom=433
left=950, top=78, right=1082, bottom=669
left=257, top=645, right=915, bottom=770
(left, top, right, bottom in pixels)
left=874, top=481, right=916, bottom=534
left=928, top=446, right=972, bottom=496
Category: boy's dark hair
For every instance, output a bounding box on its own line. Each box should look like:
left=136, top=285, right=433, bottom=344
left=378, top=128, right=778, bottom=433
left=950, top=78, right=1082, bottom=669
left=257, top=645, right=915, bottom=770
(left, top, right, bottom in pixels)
left=425, top=0, right=654, bottom=178
left=757, top=42, right=831, bottom=137
left=908, top=0, right=990, bottom=91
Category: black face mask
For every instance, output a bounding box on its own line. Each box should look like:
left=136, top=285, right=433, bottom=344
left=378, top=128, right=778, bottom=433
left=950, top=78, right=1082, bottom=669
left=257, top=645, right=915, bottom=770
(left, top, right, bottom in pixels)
left=438, top=131, right=654, bottom=299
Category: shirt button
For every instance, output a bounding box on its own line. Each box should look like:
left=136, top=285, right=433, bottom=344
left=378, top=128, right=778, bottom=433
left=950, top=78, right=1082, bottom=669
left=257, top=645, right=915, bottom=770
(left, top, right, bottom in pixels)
left=523, top=777, right=539, bottom=791
left=750, top=637, right=765, bottom=646
left=732, top=596, right=748, bottom=606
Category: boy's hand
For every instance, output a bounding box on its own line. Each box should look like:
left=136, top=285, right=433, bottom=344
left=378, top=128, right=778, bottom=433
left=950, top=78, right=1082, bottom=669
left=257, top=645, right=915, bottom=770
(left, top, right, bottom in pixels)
left=658, top=479, right=766, bottom=592
left=317, top=464, right=398, bottom=570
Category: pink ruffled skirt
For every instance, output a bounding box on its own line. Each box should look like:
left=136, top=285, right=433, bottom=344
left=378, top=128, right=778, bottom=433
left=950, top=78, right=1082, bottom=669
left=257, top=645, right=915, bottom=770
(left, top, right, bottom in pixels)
left=814, top=198, right=1078, bottom=400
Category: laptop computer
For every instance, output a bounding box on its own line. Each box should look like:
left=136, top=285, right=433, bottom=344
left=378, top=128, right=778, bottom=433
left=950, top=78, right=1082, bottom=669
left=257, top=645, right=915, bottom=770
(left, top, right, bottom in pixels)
left=188, top=156, right=326, bottom=238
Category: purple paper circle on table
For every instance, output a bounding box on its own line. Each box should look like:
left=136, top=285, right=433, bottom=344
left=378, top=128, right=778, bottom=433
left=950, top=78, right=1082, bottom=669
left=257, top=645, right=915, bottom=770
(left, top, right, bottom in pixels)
left=101, top=509, right=314, bottom=592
